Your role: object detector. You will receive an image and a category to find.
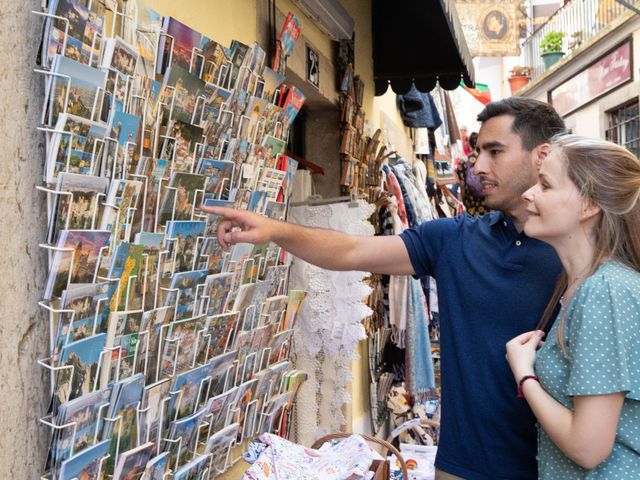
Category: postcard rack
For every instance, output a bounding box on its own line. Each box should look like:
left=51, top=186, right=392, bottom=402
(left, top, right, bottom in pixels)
left=32, top=1, right=312, bottom=478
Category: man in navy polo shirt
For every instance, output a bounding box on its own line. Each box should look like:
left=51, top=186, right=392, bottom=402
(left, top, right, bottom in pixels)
left=203, top=98, right=565, bottom=479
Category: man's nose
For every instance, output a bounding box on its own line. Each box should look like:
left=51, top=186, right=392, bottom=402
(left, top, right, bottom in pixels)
left=474, top=152, right=489, bottom=175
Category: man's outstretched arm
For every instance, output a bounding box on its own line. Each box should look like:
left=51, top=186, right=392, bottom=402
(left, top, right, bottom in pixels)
left=201, top=206, right=416, bottom=276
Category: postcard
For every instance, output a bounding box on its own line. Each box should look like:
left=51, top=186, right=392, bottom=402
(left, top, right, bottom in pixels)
left=44, top=230, right=110, bottom=300
left=165, top=269, right=208, bottom=320
left=56, top=333, right=106, bottom=407
left=135, top=156, right=168, bottom=231
left=112, top=441, right=154, bottom=480
left=232, top=378, right=259, bottom=438
left=267, top=329, right=293, bottom=365
left=200, top=198, right=234, bottom=236
left=103, top=374, right=145, bottom=474
left=162, top=64, right=206, bottom=124
left=133, top=232, right=165, bottom=311
left=49, top=54, right=107, bottom=126
left=99, top=178, right=143, bottom=247
left=166, top=407, right=206, bottom=461
left=165, top=220, right=206, bottom=273
left=43, top=0, right=93, bottom=68
left=260, top=391, right=293, bottom=435
left=173, top=453, right=209, bottom=480
left=157, top=173, right=207, bottom=225
left=281, top=85, right=305, bottom=128
left=167, top=362, right=211, bottom=422
left=143, top=451, right=169, bottom=480
left=46, top=113, right=108, bottom=183
left=104, top=110, right=141, bottom=178
left=198, top=237, right=227, bottom=273
left=138, top=377, right=171, bottom=448
left=198, top=159, right=234, bottom=200
left=200, top=272, right=234, bottom=317
left=102, top=310, right=145, bottom=387
left=204, top=422, right=239, bottom=473
left=134, top=4, right=162, bottom=77
left=283, top=289, right=308, bottom=331
left=200, top=312, right=238, bottom=362
left=55, top=282, right=110, bottom=352
left=199, top=36, right=228, bottom=83
left=53, top=387, right=111, bottom=472
left=49, top=172, right=110, bottom=244
left=226, top=40, right=250, bottom=89
left=140, top=306, right=172, bottom=384
left=158, top=17, right=202, bottom=74
left=206, top=349, right=238, bottom=397
left=261, top=67, right=285, bottom=102
left=260, top=295, right=288, bottom=327
left=201, top=82, right=232, bottom=126
left=160, top=315, right=207, bottom=377
left=160, top=120, right=204, bottom=174
left=58, top=438, right=111, bottom=480
left=204, top=387, right=237, bottom=434
left=107, top=242, right=144, bottom=315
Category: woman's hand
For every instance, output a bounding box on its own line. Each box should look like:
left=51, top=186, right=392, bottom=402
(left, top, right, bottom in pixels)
left=506, top=330, right=545, bottom=382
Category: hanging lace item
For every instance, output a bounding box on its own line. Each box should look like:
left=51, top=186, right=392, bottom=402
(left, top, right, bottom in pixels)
left=288, top=200, right=375, bottom=445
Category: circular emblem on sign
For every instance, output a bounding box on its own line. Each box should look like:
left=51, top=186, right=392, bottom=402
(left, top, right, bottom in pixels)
left=482, top=9, right=509, bottom=41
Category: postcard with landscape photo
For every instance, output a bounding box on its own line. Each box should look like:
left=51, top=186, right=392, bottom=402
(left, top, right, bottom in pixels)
left=49, top=172, right=110, bottom=244
left=53, top=387, right=111, bottom=473
left=201, top=82, right=232, bottom=125
left=55, top=333, right=106, bottom=407
left=206, top=349, right=238, bottom=398
left=58, top=438, right=111, bottom=480
left=44, top=229, right=111, bottom=300
left=167, top=362, right=211, bottom=422
left=99, top=178, right=143, bottom=247
left=160, top=314, right=207, bottom=378
left=201, top=272, right=234, bottom=317
left=199, top=36, right=228, bottom=83
left=160, top=119, right=204, bottom=173
left=143, top=451, right=169, bottom=480
left=198, top=159, right=234, bottom=200
left=55, top=282, right=110, bottom=353
left=162, top=64, right=206, bottom=124
left=46, top=113, right=108, bottom=183
left=102, top=310, right=145, bottom=387
left=44, top=0, right=92, bottom=68
left=158, top=172, right=207, bottom=225
left=161, top=17, right=202, bottom=73
left=139, top=306, right=171, bottom=384
left=105, top=110, right=141, bottom=178
left=167, top=269, right=208, bottom=320
left=165, top=220, right=206, bottom=273
left=103, top=373, right=145, bottom=474
left=201, top=312, right=238, bottom=362
left=49, top=54, right=107, bottom=126
left=134, top=232, right=165, bottom=311
left=80, top=1, right=105, bottom=66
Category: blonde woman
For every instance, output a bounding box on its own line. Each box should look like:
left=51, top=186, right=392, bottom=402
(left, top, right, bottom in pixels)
left=506, top=135, right=640, bottom=478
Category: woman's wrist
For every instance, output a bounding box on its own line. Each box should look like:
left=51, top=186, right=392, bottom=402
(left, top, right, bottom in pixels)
left=517, top=374, right=540, bottom=398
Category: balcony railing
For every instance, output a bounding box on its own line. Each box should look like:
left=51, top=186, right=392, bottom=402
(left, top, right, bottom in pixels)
left=523, top=0, right=638, bottom=80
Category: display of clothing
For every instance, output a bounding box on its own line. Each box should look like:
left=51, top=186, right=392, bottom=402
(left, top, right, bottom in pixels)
left=288, top=200, right=375, bottom=445
left=400, top=211, right=562, bottom=479
left=396, top=84, right=442, bottom=129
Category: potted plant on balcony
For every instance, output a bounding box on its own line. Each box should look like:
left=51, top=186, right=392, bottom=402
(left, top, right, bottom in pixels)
left=508, top=66, right=532, bottom=95
left=540, top=31, right=566, bottom=69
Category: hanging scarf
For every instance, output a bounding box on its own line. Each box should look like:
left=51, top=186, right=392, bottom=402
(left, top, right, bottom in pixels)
left=405, top=277, right=436, bottom=402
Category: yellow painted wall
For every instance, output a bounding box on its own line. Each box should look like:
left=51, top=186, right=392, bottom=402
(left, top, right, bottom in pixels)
left=143, top=0, right=257, bottom=46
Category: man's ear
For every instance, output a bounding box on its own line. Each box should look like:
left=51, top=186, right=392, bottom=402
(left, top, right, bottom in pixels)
left=581, top=198, right=602, bottom=222
left=533, top=143, right=551, bottom=170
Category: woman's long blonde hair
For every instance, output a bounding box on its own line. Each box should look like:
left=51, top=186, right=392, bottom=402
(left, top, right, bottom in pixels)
left=536, top=135, right=640, bottom=351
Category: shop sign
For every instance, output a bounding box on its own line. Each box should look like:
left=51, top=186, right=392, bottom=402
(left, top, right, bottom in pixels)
left=455, top=0, right=520, bottom=57
left=306, top=44, right=320, bottom=89
left=550, top=40, right=632, bottom=117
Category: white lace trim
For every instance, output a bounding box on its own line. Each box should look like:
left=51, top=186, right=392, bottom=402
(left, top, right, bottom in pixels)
left=288, top=201, right=374, bottom=444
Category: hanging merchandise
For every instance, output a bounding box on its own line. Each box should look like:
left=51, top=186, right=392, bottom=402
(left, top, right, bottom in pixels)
left=288, top=199, right=374, bottom=444
left=396, top=84, right=443, bottom=130
left=32, top=1, right=313, bottom=478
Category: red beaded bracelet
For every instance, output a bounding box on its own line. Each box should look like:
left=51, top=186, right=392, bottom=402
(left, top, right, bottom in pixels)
left=517, top=375, right=540, bottom=398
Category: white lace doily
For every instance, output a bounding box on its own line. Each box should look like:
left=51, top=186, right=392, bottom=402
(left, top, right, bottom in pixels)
left=288, top=200, right=374, bottom=445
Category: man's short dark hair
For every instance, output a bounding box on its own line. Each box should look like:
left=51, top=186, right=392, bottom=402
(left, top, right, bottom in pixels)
left=477, top=98, right=565, bottom=151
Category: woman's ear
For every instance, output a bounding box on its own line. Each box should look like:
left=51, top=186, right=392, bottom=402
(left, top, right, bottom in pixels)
left=534, top=143, right=551, bottom=170
left=581, top=198, right=601, bottom=221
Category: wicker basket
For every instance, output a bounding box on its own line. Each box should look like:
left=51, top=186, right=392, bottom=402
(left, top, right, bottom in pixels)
left=311, top=433, right=409, bottom=480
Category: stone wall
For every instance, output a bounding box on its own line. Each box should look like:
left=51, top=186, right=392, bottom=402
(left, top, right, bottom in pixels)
left=0, top=0, right=50, bottom=477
